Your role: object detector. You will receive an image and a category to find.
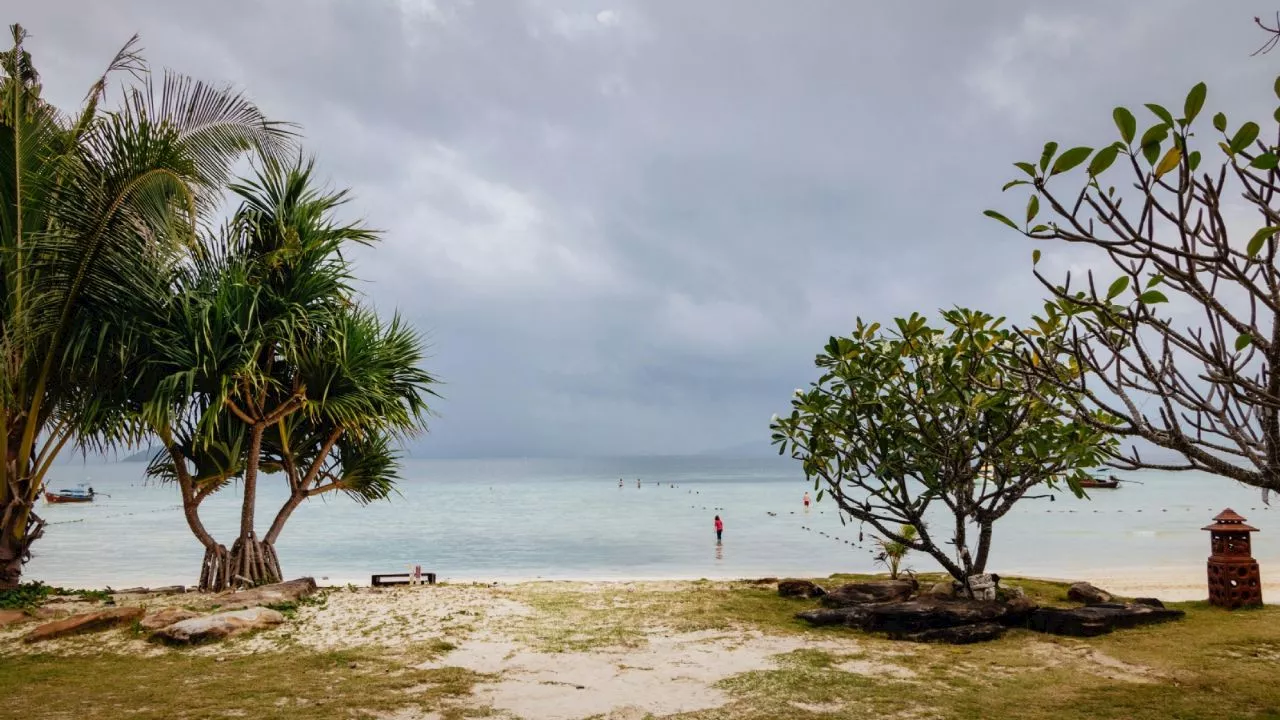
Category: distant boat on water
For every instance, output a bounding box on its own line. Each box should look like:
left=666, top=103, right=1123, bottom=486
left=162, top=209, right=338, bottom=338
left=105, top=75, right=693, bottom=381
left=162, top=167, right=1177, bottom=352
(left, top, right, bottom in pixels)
left=1079, top=473, right=1121, bottom=489
left=44, top=484, right=96, bottom=503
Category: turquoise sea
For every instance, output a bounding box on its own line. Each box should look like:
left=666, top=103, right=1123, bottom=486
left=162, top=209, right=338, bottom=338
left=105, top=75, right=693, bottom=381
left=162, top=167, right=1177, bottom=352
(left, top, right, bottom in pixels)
left=22, top=456, right=1279, bottom=590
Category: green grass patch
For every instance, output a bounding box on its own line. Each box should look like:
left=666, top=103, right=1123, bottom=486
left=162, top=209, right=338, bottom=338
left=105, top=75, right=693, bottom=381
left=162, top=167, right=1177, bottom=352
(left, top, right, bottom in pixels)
left=0, top=648, right=493, bottom=720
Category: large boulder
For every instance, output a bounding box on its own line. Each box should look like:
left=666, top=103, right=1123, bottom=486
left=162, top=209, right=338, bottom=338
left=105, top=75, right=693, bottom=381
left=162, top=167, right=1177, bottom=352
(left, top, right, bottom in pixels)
left=891, top=622, right=1007, bottom=645
left=214, top=577, right=317, bottom=611
left=778, top=579, right=826, bottom=599
left=1066, top=582, right=1113, bottom=605
left=23, top=607, right=144, bottom=643
left=139, top=608, right=202, bottom=632
left=821, top=579, right=916, bottom=607
left=153, top=607, right=285, bottom=644
left=1028, top=603, right=1184, bottom=637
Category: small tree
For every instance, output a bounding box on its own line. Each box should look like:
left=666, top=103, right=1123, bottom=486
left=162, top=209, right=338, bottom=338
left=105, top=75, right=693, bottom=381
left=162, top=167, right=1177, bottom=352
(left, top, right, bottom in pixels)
left=873, top=524, right=916, bottom=580
left=984, top=75, right=1280, bottom=491
left=771, top=309, right=1116, bottom=592
left=140, top=159, right=436, bottom=590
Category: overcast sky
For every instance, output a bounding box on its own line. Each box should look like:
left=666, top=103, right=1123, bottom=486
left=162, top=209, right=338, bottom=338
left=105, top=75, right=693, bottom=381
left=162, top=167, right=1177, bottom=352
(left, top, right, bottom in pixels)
left=15, top=2, right=1280, bottom=457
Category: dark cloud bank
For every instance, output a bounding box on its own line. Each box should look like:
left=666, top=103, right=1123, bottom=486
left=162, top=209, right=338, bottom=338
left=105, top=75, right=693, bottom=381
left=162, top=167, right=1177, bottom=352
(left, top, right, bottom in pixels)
left=17, top=1, right=1280, bottom=457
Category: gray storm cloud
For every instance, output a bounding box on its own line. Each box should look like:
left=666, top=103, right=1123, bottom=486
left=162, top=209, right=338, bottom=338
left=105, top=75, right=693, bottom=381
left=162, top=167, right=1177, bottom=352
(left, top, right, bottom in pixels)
left=14, top=0, right=1280, bottom=457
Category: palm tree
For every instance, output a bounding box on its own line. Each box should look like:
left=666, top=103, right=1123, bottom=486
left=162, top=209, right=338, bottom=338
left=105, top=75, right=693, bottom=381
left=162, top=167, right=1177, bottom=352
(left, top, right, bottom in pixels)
left=142, top=158, right=436, bottom=590
left=0, top=25, right=292, bottom=589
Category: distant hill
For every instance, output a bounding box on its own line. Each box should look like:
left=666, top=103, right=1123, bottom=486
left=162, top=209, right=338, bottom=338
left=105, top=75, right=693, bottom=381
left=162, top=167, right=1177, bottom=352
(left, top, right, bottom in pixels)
left=695, top=440, right=780, bottom=458
left=120, top=447, right=159, bottom=463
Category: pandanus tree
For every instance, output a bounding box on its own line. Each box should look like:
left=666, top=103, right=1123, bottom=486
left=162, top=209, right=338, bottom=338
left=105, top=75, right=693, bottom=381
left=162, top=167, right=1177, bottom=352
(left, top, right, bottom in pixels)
left=0, top=25, right=289, bottom=588
left=140, top=159, right=435, bottom=590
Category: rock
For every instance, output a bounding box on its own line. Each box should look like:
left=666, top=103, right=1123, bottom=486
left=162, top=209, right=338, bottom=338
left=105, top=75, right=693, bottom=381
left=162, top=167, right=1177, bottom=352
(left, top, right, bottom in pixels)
left=1132, top=597, right=1165, bottom=609
left=924, top=581, right=956, bottom=599
left=821, top=579, right=916, bottom=607
left=153, top=607, right=285, bottom=644
left=118, top=585, right=186, bottom=596
left=23, top=607, right=144, bottom=643
left=139, top=608, right=202, bottom=631
left=997, top=585, right=1027, bottom=602
left=853, top=597, right=1030, bottom=633
left=892, top=622, right=1007, bottom=645
left=795, top=606, right=873, bottom=627
left=1067, top=582, right=1113, bottom=605
left=0, top=609, right=32, bottom=627
left=214, top=577, right=317, bottom=611
left=778, top=579, right=826, bottom=599
left=1027, top=603, right=1184, bottom=637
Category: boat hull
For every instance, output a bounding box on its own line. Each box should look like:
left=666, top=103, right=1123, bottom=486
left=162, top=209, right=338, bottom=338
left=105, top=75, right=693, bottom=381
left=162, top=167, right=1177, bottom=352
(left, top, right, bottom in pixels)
left=45, top=492, right=93, bottom=504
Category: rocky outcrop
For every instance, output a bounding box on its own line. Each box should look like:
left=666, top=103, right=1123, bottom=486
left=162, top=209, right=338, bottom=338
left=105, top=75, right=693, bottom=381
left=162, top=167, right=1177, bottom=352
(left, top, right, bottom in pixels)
left=891, top=622, right=1007, bottom=645
left=1028, top=603, right=1184, bottom=637
left=778, top=579, right=826, bottom=599
left=1066, top=582, right=1113, bottom=605
left=214, top=577, right=317, bottom=611
left=152, top=607, right=285, bottom=644
left=820, top=579, right=916, bottom=607
left=797, top=596, right=1034, bottom=643
left=139, top=608, right=202, bottom=632
left=23, top=607, right=144, bottom=643
left=856, top=597, right=1034, bottom=634
left=1132, top=597, right=1165, bottom=609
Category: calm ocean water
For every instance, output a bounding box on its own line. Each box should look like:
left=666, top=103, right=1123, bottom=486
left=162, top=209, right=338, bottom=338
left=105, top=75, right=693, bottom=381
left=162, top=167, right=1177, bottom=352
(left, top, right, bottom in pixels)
left=21, top=456, right=1280, bottom=589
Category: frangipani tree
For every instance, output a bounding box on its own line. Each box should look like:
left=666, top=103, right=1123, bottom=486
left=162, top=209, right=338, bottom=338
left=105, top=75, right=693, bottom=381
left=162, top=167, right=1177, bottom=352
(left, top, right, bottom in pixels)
left=772, top=309, right=1117, bottom=591
left=0, top=25, right=290, bottom=588
left=985, top=74, right=1280, bottom=492
left=141, top=159, right=436, bottom=590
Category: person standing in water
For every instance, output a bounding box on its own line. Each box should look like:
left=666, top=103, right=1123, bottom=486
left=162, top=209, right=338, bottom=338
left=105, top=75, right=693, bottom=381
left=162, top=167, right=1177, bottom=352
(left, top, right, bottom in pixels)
left=714, top=515, right=724, bottom=541
left=803, top=492, right=811, bottom=508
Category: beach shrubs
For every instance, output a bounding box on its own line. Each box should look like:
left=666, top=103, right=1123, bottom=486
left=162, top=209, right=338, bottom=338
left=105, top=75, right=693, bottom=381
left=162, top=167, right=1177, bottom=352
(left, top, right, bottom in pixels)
left=985, top=76, right=1280, bottom=494
left=772, top=308, right=1117, bottom=593
left=873, top=524, right=916, bottom=579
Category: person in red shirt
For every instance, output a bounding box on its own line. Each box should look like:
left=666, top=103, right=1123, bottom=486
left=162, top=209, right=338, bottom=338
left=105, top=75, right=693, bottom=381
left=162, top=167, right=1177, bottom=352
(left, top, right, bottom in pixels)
left=803, top=492, right=811, bottom=508
left=714, top=515, right=724, bottom=541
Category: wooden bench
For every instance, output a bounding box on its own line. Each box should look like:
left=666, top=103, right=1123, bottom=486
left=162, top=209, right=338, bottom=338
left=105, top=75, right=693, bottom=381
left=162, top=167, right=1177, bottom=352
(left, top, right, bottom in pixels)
left=371, top=572, right=437, bottom=587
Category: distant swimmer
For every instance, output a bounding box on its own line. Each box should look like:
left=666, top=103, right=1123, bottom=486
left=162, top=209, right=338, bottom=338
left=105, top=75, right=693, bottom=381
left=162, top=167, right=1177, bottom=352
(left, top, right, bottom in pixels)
left=803, top=492, right=811, bottom=508
left=714, top=514, right=724, bottom=541
left=619, top=478, right=623, bottom=488
left=637, top=478, right=641, bottom=488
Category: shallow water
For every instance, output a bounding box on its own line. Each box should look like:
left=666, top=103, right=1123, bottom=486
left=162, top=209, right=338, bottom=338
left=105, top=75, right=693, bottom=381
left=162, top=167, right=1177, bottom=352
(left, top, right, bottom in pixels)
left=22, top=456, right=1277, bottom=589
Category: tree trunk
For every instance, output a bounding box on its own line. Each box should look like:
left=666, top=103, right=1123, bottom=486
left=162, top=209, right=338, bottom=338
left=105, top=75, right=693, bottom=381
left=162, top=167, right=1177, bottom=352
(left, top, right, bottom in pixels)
left=229, top=534, right=282, bottom=588
left=972, top=522, right=994, bottom=576
left=238, top=424, right=265, bottom=551
left=0, top=498, right=43, bottom=590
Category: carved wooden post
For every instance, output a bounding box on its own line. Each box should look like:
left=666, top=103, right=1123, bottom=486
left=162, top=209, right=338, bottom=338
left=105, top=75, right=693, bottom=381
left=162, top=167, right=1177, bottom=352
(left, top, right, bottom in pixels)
left=1203, top=508, right=1262, bottom=609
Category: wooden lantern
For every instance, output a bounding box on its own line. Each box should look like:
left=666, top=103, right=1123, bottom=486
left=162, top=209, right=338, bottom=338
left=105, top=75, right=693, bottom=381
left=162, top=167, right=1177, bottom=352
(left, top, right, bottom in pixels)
left=1203, top=508, right=1262, bottom=609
